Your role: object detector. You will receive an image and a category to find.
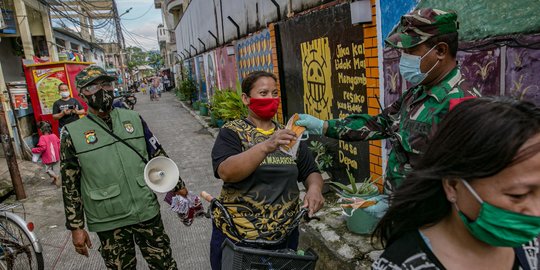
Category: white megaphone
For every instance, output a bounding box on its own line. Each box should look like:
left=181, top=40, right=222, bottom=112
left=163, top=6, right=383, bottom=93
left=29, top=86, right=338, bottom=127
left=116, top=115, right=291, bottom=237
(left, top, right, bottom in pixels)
left=144, top=156, right=179, bottom=193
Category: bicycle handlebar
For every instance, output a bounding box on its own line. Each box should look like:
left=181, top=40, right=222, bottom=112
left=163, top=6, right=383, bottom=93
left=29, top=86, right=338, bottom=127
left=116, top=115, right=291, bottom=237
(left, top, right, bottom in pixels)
left=200, top=191, right=318, bottom=246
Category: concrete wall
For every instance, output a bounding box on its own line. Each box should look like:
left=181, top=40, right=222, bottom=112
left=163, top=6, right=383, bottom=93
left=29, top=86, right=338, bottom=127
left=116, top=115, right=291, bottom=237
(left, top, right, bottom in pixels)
left=0, top=38, right=25, bottom=82
left=214, top=46, right=237, bottom=90
left=175, top=0, right=328, bottom=57
left=276, top=2, right=381, bottom=184
left=203, top=51, right=218, bottom=98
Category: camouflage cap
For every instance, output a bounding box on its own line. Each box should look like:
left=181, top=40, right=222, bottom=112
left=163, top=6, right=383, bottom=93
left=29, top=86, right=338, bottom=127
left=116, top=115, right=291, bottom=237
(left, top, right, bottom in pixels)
left=386, top=8, right=458, bottom=49
left=75, top=66, right=116, bottom=89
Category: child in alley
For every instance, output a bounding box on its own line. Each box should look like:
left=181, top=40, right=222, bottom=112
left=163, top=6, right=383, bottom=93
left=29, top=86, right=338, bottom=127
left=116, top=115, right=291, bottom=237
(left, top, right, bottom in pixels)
left=32, top=121, right=61, bottom=187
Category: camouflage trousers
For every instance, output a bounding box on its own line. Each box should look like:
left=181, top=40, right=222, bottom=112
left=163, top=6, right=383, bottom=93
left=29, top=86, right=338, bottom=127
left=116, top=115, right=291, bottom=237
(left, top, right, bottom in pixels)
left=96, top=213, right=177, bottom=270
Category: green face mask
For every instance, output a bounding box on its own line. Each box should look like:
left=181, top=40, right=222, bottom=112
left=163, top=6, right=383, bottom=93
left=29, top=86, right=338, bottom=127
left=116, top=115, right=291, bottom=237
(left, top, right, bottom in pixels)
left=458, top=179, right=540, bottom=247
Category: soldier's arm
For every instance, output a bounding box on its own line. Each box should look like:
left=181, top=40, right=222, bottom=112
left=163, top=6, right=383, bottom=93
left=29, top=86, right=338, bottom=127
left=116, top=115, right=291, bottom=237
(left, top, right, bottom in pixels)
left=325, top=95, right=404, bottom=141
left=60, top=128, right=85, bottom=230
left=140, top=116, right=186, bottom=192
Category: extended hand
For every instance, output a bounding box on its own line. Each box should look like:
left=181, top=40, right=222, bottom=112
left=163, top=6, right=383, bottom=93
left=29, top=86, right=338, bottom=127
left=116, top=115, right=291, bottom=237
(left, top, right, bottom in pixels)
left=176, top=187, right=188, bottom=197
left=302, top=188, right=325, bottom=217
left=72, top=228, right=92, bottom=257
left=296, top=114, right=324, bottom=135
left=262, top=129, right=297, bottom=154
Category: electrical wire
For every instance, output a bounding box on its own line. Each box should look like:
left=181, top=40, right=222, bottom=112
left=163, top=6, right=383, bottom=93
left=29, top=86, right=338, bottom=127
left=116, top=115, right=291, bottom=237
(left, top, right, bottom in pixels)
left=120, top=22, right=158, bottom=49
left=122, top=3, right=153, bottom=21
left=40, top=0, right=113, bottom=29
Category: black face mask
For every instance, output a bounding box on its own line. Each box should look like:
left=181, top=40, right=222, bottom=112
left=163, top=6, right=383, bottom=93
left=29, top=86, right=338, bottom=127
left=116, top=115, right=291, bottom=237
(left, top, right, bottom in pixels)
left=83, top=89, right=114, bottom=113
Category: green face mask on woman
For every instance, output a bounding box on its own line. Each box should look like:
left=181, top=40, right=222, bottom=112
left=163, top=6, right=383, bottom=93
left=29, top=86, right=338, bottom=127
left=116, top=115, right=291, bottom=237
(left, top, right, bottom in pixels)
left=458, top=179, right=540, bottom=247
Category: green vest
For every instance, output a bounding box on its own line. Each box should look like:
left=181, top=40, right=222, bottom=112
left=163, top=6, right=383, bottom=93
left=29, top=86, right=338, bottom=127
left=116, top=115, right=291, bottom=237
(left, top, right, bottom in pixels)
left=65, top=109, right=159, bottom=232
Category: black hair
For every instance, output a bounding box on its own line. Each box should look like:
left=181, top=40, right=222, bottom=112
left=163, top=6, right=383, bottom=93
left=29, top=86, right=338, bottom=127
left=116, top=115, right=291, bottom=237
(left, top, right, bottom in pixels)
left=424, top=32, right=459, bottom=58
left=241, top=71, right=277, bottom=96
left=39, top=121, right=52, bottom=134
left=57, top=83, right=68, bottom=91
left=373, top=96, right=540, bottom=247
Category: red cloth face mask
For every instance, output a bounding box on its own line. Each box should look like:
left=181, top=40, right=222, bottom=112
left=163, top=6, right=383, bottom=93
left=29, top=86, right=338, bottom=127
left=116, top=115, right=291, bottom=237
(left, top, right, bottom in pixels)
left=248, top=97, right=280, bottom=120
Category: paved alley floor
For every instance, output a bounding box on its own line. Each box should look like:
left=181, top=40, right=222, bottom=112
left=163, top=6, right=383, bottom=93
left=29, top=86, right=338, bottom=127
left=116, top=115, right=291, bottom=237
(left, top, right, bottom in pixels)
left=16, top=91, right=220, bottom=269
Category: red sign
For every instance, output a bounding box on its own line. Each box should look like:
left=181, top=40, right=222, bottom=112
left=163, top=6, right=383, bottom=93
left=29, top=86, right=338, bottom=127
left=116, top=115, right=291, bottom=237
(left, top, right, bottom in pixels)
left=12, top=93, right=28, bottom=110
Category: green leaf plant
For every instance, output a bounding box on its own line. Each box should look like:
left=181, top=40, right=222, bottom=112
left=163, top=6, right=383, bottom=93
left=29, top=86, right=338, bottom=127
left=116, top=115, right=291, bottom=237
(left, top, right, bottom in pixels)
left=330, top=170, right=380, bottom=195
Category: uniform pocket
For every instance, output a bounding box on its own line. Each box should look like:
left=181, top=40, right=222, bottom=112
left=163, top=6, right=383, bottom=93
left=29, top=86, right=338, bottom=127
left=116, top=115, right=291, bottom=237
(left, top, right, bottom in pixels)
left=87, top=184, right=129, bottom=221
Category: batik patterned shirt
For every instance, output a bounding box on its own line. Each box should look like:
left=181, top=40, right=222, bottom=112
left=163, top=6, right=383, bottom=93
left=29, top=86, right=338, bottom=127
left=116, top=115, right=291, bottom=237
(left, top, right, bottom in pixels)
left=326, top=67, right=480, bottom=192
left=211, top=119, right=319, bottom=241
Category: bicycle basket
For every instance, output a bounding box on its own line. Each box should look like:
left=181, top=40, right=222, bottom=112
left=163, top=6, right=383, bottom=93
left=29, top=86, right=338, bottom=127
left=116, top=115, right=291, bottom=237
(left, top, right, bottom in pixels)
left=221, top=238, right=318, bottom=270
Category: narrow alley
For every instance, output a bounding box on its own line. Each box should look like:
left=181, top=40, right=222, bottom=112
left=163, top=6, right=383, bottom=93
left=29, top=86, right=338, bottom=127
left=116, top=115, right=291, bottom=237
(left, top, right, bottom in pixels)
left=21, top=92, right=219, bottom=269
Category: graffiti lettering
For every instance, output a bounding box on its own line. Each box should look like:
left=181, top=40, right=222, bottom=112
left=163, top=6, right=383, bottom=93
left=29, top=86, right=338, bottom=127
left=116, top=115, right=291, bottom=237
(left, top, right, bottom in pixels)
left=352, top=43, right=364, bottom=57
left=336, top=101, right=362, bottom=113
left=336, top=44, right=350, bottom=58
left=339, top=140, right=358, bottom=155
left=335, top=58, right=352, bottom=70
left=339, top=150, right=358, bottom=170
left=343, top=91, right=365, bottom=104
left=353, top=58, right=366, bottom=69
left=338, top=73, right=367, bottom=90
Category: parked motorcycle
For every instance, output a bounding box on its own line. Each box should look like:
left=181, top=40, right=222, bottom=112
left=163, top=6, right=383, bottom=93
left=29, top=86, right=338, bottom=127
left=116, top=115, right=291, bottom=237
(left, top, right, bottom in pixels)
left=113, top=92, right=137, bottom=110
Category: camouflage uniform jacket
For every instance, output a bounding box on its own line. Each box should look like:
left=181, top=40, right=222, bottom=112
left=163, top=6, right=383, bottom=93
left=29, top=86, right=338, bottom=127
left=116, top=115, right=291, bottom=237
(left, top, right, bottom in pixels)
left=325, top=67, right=480, bottom=192
left=61, top=112, right=185, bottom=230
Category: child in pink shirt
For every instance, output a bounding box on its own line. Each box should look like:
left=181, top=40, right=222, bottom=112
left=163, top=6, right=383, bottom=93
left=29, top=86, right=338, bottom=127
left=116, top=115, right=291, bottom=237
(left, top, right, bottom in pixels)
left=32, top=122, right=61, bottom=187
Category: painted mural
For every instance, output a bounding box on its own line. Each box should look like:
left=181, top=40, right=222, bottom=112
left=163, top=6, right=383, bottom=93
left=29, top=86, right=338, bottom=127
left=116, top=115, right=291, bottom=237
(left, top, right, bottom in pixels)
left=457, top=49, right=501, bottom=96
left=278, top=3, right=370, bottom=184
left=300, top=37, right=334, bottom=120
left=204, top=51, right=218, bottom=98
left=182, top=58, right=194, bottom=81
left=382, top=49, right=403, bottom=107
left=235, top=29, right=274, bottom=81
left=380, top=0, right=418, bottom=45
left=380, top=1, right=540, bottom=108
left=215, top=46, right=238, bottom=90
left=194, top=55, right=207, bottom=101
left=505, top=45, right=540, bottom=105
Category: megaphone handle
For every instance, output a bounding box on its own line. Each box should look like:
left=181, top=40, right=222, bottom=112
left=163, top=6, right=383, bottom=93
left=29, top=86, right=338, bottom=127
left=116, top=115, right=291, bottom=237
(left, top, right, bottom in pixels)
left=200, top=191, right=214, bottom=202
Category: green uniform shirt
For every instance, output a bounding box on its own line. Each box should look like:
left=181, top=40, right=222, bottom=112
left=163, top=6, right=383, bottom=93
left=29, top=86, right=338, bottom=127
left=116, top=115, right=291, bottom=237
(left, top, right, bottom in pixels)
left=61, top=109, right=185, bottom=231
left=326, top=67, right=480, bottom=192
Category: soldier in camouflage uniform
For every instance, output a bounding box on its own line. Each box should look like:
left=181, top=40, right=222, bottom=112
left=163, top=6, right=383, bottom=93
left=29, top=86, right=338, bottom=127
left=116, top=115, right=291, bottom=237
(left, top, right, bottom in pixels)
left=61, top=66, right=187, bottom=269
left=296, top=8, right=480, bottom=193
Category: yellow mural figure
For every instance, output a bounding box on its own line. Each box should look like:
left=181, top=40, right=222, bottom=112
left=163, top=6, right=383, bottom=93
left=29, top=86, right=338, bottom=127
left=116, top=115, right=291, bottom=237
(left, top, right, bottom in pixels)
left=301, top=37, right=333, bottom=120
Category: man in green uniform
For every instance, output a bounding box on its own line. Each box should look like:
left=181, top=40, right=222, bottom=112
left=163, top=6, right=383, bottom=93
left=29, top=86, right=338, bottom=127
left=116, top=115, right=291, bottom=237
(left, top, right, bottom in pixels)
left=61, top=66, right=187, bottom=269
left=296, top=8, right=480, bottom=193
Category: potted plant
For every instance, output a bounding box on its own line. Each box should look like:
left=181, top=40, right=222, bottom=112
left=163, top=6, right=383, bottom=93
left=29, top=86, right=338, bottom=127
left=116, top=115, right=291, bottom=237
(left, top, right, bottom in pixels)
left=332, top=171, right=383, bottom=235
left=209, top=90, right=226, bottom=127
left=330, top=170, right=380, bottom=199
left=200, top=101, right=209, bottom=116
left=214, top=89, right=247, bottom=122
left=308, top=141, right=334, bottom=193
left=179, top=78, right=196, bottom=102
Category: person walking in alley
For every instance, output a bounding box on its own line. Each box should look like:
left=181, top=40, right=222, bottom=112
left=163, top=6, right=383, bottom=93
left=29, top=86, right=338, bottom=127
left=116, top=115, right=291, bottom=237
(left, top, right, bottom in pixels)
left=210, top=71, right=325, bottom=270
left=52, top=83, right=85, bottom=132
left=296, top=8, right=480, bottom=193
left=60, top=66, right=189, bottom=269
left=32, top=121, right=61, bottom=187
left=140, top=80, right=147, bottom=95
left=372, top=97, right=540, bottom=269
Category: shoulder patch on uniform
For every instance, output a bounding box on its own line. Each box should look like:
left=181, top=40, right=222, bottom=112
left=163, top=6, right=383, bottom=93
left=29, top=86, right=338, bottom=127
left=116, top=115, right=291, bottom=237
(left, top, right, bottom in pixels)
left=123, top=121, right=134, bottom=133
left=84, top=130, right=98, bottom=144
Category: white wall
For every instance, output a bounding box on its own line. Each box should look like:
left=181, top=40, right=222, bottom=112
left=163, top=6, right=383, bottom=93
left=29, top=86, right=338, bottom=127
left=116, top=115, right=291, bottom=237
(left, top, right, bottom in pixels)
left=175, top=0, right=324, bottom=57
left=157, top=25, right=168, bottom=42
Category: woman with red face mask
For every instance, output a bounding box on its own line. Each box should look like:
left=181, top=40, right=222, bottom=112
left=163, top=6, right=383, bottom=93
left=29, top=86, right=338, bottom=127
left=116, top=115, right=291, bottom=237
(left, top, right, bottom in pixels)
left=209, top=71, right=325, bottom=270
